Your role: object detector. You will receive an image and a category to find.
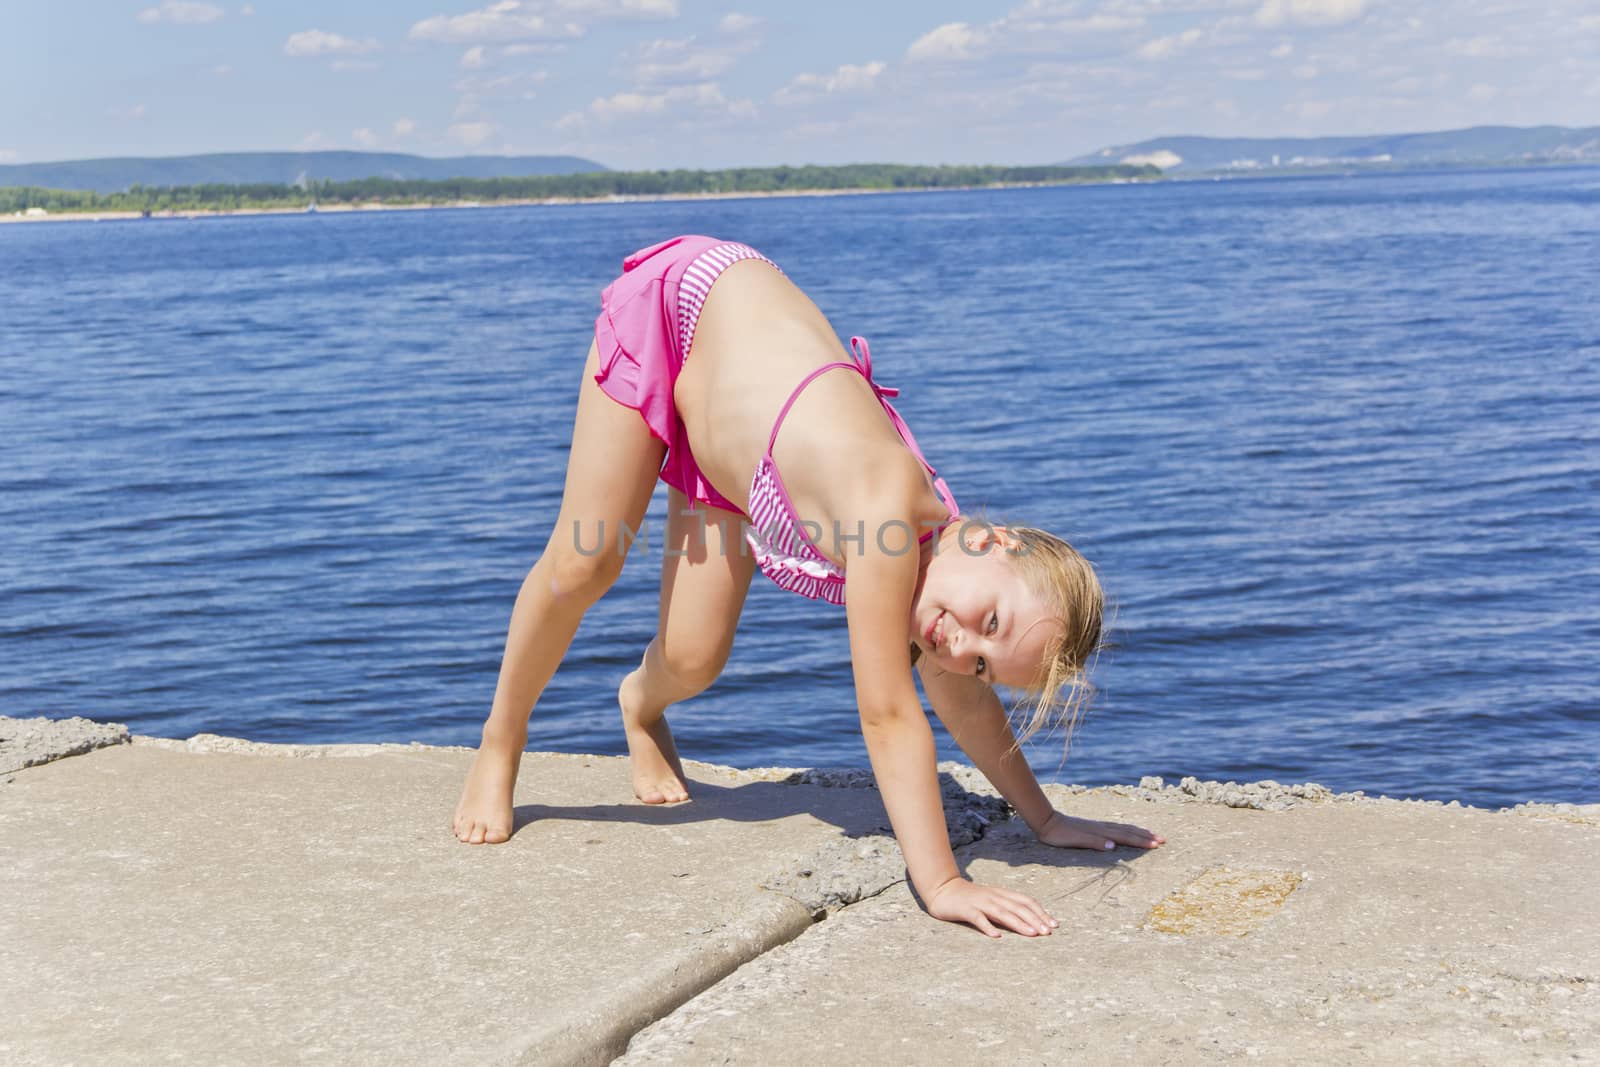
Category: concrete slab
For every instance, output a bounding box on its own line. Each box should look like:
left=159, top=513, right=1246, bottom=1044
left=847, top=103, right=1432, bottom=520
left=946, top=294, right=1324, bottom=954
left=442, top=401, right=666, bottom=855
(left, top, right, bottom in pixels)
left=618, top=785, right=1600, bottom=1065
left=0, top=733, right=923, bottom=1066
left=0, top=715, right=128, bottom=777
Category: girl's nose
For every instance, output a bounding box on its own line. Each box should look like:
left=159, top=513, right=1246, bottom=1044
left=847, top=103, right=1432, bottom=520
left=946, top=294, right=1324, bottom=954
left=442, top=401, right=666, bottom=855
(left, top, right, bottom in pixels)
left=945, top=624, right=972, bottom=668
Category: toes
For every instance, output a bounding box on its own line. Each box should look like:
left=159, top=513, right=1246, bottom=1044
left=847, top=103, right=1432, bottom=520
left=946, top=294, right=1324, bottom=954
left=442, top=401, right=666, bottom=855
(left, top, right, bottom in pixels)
left=635, top=778, right=692, bottom=804
left=484, top=824, right=510, bottom=844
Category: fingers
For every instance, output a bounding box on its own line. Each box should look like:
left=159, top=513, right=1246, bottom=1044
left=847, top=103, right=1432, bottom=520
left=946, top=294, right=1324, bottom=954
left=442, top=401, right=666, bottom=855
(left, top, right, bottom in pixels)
left=975, top=890, right=1058, bottom=938
left=1044, top=814, right=1166, bottom=850
left=930, top=880, right=1062, bottom=939
left=1108, top=821, right=1166, bottom=848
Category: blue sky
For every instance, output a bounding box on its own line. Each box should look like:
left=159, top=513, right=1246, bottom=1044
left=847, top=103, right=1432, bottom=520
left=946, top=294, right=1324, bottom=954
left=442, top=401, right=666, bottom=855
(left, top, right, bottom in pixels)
left=4, top=0, right=1597, bottom=168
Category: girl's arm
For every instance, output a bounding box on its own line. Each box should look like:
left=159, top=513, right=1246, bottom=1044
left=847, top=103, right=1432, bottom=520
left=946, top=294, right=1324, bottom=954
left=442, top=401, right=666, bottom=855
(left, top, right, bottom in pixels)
left=843, top=490, right=1058, bottom=939
left=917, top=661, right=1165, bottom=851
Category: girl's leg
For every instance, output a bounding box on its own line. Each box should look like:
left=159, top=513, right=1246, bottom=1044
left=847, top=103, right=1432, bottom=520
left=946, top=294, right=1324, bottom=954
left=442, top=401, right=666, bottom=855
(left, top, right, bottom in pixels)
left=619, top=486, right=754, bottom=802
left=454, top=339, right=667, bottom=844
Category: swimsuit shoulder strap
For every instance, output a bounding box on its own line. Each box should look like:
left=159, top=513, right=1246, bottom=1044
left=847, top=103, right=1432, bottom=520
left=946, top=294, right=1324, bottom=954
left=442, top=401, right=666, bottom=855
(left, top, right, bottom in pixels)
left=763, top=337, right=961, bottom=519
left=765, top=361, right=865, bottom=454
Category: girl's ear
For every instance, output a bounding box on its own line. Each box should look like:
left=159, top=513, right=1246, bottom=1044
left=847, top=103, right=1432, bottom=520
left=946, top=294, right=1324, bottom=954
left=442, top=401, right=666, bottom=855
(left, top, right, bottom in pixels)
left=967, top=523, right=1017, bottom=554
left=959, top=521, right=999, bottom=554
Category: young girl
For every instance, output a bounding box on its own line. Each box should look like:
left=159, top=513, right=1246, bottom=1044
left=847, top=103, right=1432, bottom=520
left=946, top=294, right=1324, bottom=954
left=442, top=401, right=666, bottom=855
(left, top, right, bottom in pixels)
left=454, top=236, right=1164, bottom=938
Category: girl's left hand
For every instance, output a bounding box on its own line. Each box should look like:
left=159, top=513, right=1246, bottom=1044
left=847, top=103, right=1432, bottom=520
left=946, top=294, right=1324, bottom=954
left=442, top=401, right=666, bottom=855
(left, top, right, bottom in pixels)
left=1035, top=810, right=1165, bottom=851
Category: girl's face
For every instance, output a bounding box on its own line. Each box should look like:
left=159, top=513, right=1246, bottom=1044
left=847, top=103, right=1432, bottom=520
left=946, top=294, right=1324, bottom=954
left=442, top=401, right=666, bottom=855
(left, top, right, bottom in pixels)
left=911, top=525, right=1060, bottom=688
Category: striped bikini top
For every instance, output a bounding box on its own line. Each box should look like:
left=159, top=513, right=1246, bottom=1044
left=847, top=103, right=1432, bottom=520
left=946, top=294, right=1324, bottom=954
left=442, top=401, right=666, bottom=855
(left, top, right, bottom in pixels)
left=743, top=336, right=961, bottom=605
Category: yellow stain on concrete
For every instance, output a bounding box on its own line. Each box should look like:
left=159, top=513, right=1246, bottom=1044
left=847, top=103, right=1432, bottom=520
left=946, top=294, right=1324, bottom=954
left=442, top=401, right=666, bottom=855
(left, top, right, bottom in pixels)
left=1144, top=866, right=1303, bottom=937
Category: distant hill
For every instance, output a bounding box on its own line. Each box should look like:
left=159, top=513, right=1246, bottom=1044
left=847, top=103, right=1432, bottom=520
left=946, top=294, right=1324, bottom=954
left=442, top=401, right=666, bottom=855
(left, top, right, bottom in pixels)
left=0, top=151, right=608, bottom=194
left=1066, top=125, right=1600, bottom=173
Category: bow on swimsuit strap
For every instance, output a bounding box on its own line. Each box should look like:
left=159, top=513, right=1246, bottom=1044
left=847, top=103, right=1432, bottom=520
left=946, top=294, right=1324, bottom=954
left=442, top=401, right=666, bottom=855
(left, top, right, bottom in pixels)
left=849, top=336, right=897, bottom=399
left=849, top=336, right=960, bottom=519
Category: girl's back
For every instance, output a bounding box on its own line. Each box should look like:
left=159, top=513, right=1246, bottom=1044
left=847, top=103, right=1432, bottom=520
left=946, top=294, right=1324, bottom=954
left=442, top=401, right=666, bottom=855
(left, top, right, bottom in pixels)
left=676, top=259, right=946, bottom=536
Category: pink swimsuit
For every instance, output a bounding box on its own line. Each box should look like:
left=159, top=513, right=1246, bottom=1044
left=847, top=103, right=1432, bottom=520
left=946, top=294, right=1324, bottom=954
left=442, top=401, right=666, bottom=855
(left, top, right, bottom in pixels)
left=593, top=236, right=960, bottom=605
left=741, top=335, right=960, bottom=605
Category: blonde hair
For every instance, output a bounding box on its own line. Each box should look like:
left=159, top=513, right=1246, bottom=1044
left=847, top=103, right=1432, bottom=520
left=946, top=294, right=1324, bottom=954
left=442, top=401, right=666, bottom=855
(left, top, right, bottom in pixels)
left=1000, top=524, right=1104, bottom=753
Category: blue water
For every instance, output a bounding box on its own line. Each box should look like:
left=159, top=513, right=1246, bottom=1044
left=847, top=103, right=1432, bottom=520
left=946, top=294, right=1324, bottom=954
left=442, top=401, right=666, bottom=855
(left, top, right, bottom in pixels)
left=4, top=167, right=1598, bottom=808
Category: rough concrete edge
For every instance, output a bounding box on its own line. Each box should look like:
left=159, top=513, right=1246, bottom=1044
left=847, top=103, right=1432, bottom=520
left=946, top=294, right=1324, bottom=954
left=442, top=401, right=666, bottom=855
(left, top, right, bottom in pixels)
left=1101, top=775, right=1600, bottom=824
left=754, top=761, right=1011, bottom=916
left=519, top=891, right=815, bottom=1067
left=129, top=733, right=453, bottom=759
left=0, top=716, right=130, bottom=778
left=12, top=717, right=1594, bottom=824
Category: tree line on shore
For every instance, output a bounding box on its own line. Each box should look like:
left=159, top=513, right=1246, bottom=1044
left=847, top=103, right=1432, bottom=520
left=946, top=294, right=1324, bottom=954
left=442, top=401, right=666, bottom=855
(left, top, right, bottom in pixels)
left=1, top=163, right=1159, bottom=214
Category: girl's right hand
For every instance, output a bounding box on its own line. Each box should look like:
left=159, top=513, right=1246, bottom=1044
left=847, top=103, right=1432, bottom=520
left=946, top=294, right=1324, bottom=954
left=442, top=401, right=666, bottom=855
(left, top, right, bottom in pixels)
left=925, top=877, right=1059, bottom=938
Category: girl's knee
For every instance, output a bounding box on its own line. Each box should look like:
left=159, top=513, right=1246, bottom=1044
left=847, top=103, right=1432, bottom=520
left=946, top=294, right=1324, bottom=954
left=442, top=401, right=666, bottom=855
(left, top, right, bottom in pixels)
left=542, top=540, right=627, bottom=601
left=656, top=636, right=729, bottom=695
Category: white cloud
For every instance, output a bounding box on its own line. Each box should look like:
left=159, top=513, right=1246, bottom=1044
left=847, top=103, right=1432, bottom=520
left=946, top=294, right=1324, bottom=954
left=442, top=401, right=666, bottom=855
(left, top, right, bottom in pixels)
left=560, top=0, right=677, bottom=15
left=1076, top=15, right=1144, bottom=32
left=410, top=0, right=676, bottom=44
left=1137, top=28, right=1202, bottom=60
left=1270, top=41, right=1293, bottom=57
left=240, top=4, right=254, bottom=15
left=450, top=121, right=497, bottom=146
left=907, top=22, right=987, bottom=62
left=562, top=81, right=755, bottom=129
left=455, top=71, right=549, bottom=100
left=1467, top=83, right=1498, bottom=101
left=136, top=1, right=223, bottom=24
left=1580, top=14, right=1600, bottom=31
left=461, top=46, right=489, bottom=68
left=298, top=131, right=328, bottom=150
left=718, top=12, right=759, bottom=34
left=1293, top=62, right=1319, bottom=78
left=906, top=6, right=1141, bottom=67
left=627, top=34, right=758, bottom=87
left=285, top=30, right=381, bottom=57
left=353, top=127, right=379, bottom=148
left=393, top=117, right=417, bottom=136
left=776, top=61, right=886, bottom=105
left=591, top=92, right=668, bottom=119
left=411, top=3, right=581, bottom=43
left=0, top=148, right=19, bottom=162
left=213, top=64, right=232, bottom=77
left=1255, top=0, right=1367, bottom=29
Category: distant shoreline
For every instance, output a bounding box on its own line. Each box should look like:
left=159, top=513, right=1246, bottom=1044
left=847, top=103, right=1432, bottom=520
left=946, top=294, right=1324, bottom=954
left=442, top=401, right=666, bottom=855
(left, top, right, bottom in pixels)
left=0, top=178, right=1154, bottom=225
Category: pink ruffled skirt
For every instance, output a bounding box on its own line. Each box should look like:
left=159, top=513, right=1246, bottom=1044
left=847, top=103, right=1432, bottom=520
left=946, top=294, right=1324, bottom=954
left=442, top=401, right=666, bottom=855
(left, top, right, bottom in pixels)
left=592, top=235, right=749, bottom=513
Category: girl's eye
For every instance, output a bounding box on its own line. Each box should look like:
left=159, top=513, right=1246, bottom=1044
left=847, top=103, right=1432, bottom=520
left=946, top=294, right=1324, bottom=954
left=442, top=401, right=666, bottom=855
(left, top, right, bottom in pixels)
left=986, top=613, right=998, bottom=634
left=975, top=656, right=987, bottom=677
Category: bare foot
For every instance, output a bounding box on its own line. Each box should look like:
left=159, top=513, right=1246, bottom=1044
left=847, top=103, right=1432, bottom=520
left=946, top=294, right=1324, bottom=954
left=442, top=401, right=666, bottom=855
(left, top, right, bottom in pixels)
left=619, top=668, right=691, bottom=804
left=453, top=725, right=525, bottom=844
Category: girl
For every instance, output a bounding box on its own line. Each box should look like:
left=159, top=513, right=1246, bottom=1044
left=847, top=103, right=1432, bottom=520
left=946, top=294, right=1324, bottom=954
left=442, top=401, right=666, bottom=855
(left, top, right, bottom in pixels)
left=454, top=236, right=1164, bottom=938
